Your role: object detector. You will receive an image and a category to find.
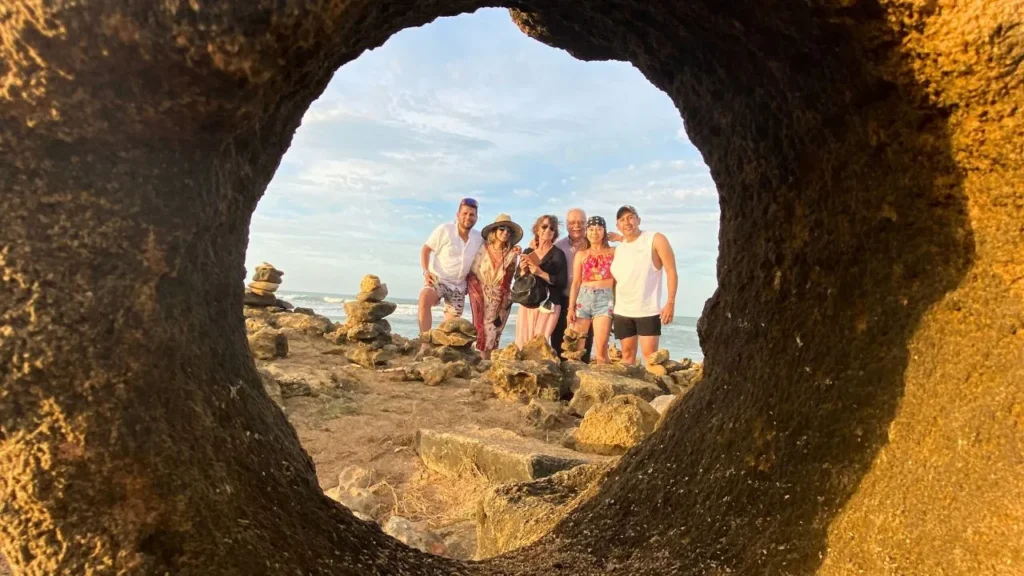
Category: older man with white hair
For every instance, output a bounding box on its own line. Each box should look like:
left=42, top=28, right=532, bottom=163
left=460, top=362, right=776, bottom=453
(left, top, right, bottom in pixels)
left=552, top=207, right=594, bottom=360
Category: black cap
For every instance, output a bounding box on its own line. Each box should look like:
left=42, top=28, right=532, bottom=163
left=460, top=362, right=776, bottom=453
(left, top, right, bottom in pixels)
left=616, top=205, right=638, bottom=220
left=587, top=216, right=606, bottom=228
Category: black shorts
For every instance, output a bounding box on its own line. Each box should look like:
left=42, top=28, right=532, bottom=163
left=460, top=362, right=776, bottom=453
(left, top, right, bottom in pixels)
left=613, top=314, right=662, bottom=339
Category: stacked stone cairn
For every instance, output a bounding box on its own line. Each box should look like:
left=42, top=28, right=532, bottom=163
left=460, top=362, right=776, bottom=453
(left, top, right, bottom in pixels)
left=559, top=328, right=586, bottom=361
left=645, top=350, right=703, bottom=396
left=404, top=319, right=478, bottom=386
left=485, top=336, right=567, bottom=402
left=334, top=275, right=398, bottom=369
left=244, top=262, right=291, bottom=308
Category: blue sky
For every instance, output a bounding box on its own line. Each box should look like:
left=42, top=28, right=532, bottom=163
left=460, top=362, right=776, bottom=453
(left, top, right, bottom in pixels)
left=246, top=8, right=719, bottom=317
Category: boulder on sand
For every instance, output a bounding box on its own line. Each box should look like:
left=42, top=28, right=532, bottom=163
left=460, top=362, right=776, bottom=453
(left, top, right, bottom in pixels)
left=489, top=359, right=566, bottom=402
left=571, top=395, right=660, bottom=455
left=248, top=328, right=288, bottom=360
left=567, top=370, right=663, bottom=416
left=345, top=344, right=392, bottom=369
left=520, top=335, right=559, bottom=363
left=274, top=311, right=333, bottom=337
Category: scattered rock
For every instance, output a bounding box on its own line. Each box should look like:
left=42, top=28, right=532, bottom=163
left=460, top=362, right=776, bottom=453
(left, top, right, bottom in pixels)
left=437, top=521, right=477, bottom=560
left=344, top=300, right=398, bottom=323
left=567, top=370, right=663, bottom=417
left=524, top=398, right=570, bottom=430
left=491, top=343, right=522, bottom=362
left=475, top=463, right=608, bottom=559
left=274, top=311, right=333, bottom=337
left=608, top=343, right=623, bottom=362
left=293, top=307, right=315, bottom=316
left=646, top=363, right=669, bottom=377
left=415, top=427, right=602, bottom=484
left=383, top=516, right=447, bottom=556
left=324, top=466, right=394, bottom=519
left=649, top=394, right=678, bottom=416
left=248, top=328, right=288, bottom=360
left=277, top=376, right=313, bottom=399
left=570, top=395, right=660, bottom=455
left=489, top=359, right=566, bottom=402
left=520, top=335, right=559, bottom=363
left=257, top=368, right=284, bottom=407
left=410, top=357, right=451, bottom=386
left=345, top=344, right=392, bottom=369
left=647, top=349, right=670, bottom=365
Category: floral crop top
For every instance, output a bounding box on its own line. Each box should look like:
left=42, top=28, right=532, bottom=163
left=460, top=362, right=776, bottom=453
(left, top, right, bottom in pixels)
left=581, top=252, right=614, bottom=282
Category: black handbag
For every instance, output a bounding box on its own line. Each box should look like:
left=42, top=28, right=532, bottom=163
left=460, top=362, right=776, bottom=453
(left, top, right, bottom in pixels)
left=510, top=273, right=549, bottom=309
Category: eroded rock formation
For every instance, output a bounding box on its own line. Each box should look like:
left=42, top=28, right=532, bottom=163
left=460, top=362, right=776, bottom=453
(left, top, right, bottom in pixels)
left=1, top=1, right=1020, bottom=575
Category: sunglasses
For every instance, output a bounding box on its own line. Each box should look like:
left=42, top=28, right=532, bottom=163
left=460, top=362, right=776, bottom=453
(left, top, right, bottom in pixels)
left=460, top=197, right=478, bottom=208
left=540, top=224, right=552, bottom=230
left=496, top=226, right=510, bottom=233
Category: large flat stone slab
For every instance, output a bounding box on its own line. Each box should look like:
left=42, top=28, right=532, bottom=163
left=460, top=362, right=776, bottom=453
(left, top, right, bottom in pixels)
left=415, top=426, right=604, bottom=484
left=568, top=370, right=664, bottom=416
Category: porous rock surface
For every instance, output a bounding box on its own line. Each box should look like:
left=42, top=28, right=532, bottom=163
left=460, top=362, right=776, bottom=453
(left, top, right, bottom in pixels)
left=1, top=1, right=1020, bottom=575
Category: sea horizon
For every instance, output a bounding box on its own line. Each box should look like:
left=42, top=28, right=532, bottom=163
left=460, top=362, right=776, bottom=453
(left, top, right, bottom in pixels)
left=274, top=288, right=705, bottom=361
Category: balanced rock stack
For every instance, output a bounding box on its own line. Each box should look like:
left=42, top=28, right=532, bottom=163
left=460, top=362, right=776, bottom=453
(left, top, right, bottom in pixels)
left=244, top=262, right=289, bottom=307
left=339, top=275, right=398, bottom=368
left=645, top=350, right=702, bottom=395
left=423, top=318, right=479, bottom=363
left=559, top=328, right=586, bottom=361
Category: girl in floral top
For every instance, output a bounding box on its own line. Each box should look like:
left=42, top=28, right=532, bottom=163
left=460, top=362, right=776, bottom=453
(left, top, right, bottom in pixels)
left=566, top=216, right=616, bottom=363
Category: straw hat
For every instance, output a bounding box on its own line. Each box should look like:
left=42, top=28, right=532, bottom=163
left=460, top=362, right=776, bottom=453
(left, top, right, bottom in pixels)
left=480, top=213, right=524, bottom=246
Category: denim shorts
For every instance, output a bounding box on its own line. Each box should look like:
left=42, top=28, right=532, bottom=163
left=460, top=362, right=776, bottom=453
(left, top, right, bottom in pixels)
left=576, top=286, right=614, bottom=319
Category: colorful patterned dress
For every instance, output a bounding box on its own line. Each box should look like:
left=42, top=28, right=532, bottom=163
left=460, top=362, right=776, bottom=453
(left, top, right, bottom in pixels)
left=467, top=245, right=518, bottom=353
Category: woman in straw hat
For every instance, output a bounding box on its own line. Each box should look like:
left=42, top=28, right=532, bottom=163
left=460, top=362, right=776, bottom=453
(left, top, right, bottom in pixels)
left=514, top=214, right=568, bottom=349
left=467, top=214, right=523, bottom=358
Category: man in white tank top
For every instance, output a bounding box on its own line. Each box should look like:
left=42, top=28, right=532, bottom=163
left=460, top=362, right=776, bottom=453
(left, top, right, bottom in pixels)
left=608, top=205, right=679, bottom=365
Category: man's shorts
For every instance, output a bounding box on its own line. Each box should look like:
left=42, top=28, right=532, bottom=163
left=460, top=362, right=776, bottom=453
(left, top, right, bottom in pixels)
left=575, top=286, right=614, bottom=320
left=613, top=314, right=662, bottom=339
left=428, top=275, right=466, bottom=317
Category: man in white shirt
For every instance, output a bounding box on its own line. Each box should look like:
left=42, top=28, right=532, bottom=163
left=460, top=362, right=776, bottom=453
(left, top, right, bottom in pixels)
left=609, top=205, right=678, bottom=365
left=417, top=198, right=483, bottom=351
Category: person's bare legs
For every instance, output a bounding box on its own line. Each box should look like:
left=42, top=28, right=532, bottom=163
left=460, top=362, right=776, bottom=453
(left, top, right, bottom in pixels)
left=639, top=335, right=660, bottom=364
left=620, top=335, right=639, bottom=364
left=591, top=315, right=613, bottom=363
left=417, top=286, right=440, bottom=352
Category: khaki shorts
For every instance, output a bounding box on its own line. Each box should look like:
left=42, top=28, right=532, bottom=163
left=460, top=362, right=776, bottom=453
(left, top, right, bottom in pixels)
left=428, top=274, right=466, bottom=317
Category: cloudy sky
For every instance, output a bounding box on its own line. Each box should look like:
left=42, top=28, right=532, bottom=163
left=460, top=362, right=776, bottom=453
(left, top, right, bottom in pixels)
left=246, top=8, right=719, bottom=317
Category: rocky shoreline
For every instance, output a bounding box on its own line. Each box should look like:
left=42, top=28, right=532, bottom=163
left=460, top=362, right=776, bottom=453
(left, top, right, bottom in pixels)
left=245, top=270, right=702, bottom=560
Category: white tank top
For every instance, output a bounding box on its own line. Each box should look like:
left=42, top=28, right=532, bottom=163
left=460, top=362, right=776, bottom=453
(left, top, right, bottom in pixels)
left=610, top=230, right=662, bottom=317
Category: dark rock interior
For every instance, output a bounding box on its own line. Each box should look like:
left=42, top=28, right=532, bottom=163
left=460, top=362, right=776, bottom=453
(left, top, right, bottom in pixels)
left=1, top=1, right=1021, bottom=574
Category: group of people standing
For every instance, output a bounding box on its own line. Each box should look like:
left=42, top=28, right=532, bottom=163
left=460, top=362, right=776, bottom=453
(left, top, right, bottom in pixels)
left=417, top=197, right=678, bottom=364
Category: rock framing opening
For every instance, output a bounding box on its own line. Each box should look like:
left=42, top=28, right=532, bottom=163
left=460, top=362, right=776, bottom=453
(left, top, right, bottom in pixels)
left=1, top=2, right=1021, bottom=575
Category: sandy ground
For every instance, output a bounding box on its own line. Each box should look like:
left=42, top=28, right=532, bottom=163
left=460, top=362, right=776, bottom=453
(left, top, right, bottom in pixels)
left=262, top=332, right=578, bottom=538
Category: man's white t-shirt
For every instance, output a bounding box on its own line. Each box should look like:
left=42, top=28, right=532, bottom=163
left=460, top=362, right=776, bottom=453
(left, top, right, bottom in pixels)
left=425, top=222, right=483, bottom=292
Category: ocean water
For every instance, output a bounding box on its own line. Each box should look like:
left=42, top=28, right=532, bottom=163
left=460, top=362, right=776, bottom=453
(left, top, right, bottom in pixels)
left=278, top=290, right=704, bottom=361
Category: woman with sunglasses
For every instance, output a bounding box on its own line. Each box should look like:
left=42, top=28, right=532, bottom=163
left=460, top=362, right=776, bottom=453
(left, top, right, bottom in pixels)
left=466, top=214, right=523, bottom=359
left=515, top=215, right=568, bottom=348
left=566, top=216, right=616, bottom=363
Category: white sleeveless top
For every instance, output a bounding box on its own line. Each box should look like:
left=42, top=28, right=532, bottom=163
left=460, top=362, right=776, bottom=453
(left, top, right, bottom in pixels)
left=610, top=230, right=662, bottom=317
